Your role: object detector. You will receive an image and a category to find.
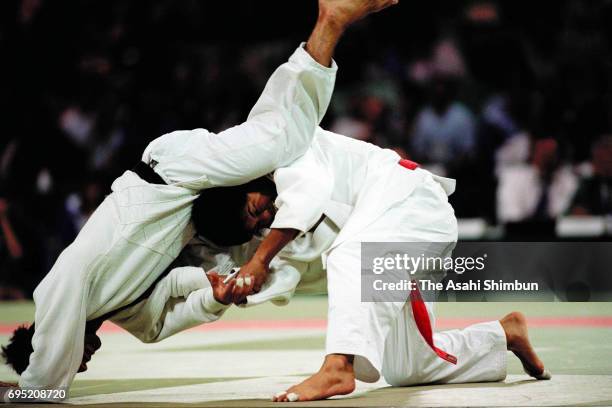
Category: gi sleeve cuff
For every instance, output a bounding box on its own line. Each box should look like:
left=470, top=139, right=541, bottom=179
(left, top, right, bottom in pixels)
left=203, top=289, right=230, bottom=315
left=200, top=278, right=230, bottom=315
left=270, top=219, right=311, bottom=235
left=290, top=42, right=338, bottom=74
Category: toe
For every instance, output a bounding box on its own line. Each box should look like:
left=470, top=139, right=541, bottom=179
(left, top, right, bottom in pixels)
left=523, top=365, right=551, bottom=380
left=534, top=369, right=552, bottom=380
left=272, top=391, right=286, bottom=402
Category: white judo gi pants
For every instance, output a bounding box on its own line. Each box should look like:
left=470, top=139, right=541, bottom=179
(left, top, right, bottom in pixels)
left=325, top=171, right=507, bottom=386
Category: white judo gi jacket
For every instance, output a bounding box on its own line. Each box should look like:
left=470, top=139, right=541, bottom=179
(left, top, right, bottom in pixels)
left=19, top=44, right=337, bottom=392
left=184, top=128, right=456, bottom=307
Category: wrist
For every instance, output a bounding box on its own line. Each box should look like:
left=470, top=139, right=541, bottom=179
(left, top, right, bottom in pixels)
left=207, top=289, right=230, bottom=312
left=214, top=294, right=230, bottom=306
left=252, top=252, right=271, bottom=268
left=317, top=8, right=348, bottom=35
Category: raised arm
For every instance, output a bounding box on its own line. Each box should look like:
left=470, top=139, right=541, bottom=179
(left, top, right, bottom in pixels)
left=142, top=0, right=399, bottom=190
left=141, top=45, right=334, bottom=190
left=230, top=0, right=401, bottom=302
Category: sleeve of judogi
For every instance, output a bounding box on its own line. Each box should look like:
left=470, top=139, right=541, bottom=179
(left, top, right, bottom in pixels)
left=245, top=257, right=306, bottom=307
left=142, top=44, right=337, bottom=190
left=112, top=266, right=229, bottom=343
left=18, top=274, right=87, bottom=394
left=271, top=149, right=333, bottom=233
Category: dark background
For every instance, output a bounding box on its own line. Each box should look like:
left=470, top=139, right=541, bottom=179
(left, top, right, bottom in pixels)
left=1, top=0, right=611, bottom=298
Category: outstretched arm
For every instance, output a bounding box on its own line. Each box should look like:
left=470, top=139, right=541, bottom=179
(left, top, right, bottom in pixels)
left=142, top=0, right=399, bottom=190
left=111, top=267, right=235, bottom=343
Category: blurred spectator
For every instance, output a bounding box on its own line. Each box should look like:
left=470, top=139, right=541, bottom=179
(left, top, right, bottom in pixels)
left=59, top=177, right=106, bottom=247
left=330, top=74, right=404, bottom=148
left=482, top=95, right=522, bottom=144
left=408, top=39, right=467, bottom=83
left=495, top=132, right=530, bottom=169
left=330, top=116, right=372, bottom=142
left=497, top=139, right=578, bottom=222
left=0, top=198, right=44, bottom=299
left=0, top=198, right=25, bottom=299
left=59, top=107, right=96, bottom=148
left=569, top=136, right=612, bottom=215
left=410, top=75, right=476, bottom=173
left=330, top=92, right=393, bottom=146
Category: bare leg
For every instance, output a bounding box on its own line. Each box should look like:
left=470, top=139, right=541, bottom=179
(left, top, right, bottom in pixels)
left=500, top=312, right=551, bottom=380
left=272, top=354, right=356, bottom=402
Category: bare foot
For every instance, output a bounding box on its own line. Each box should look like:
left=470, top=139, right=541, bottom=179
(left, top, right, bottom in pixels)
left=272, top=354, right=356, bottom=402
left=500, top=312, right=550, bottom=380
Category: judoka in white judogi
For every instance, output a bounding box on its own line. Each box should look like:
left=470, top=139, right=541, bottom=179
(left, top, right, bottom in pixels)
left=186, top=127, right=508, bottom=388
left=270, top=128, right=508, bottom=386
left=18, top=44, right=337, bottom=392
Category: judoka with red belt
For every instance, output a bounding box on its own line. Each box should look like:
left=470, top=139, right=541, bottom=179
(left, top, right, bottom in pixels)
left=191, top=126, right=552, bottom=402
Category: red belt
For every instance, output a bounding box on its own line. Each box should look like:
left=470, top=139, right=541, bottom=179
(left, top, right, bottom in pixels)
left=409, top=282, right=457, bottom=365
left=399, top=159, right=456, bottom=364
left=398, top=158, right=419, bottom=170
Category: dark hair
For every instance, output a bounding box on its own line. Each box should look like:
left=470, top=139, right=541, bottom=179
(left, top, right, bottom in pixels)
left=2, top=324, right=35, bottom=375
left=192, top=177, right=276, bottom=247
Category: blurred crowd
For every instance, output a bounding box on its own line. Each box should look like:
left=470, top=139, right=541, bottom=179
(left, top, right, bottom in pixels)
left=1, top=0, right=611, bottom=298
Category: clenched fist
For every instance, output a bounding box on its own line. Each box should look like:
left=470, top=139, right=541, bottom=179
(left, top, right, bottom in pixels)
left=319, top=0, right=399, bottom=28
left=207, top=271, right=237, bottom=305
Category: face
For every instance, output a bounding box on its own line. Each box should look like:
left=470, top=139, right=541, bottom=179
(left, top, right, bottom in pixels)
left=242, top=191, right=276, bottom=236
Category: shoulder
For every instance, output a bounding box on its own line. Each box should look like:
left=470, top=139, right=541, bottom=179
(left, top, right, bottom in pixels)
left=143, top=128, right=211, bottom=158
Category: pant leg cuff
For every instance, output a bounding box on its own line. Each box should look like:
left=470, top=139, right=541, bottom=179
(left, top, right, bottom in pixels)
left=326, top=342, right=382, bottom=383
left=489, top=320, right=508, bottom=381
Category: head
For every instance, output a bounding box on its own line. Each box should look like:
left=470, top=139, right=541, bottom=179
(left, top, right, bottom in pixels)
left=1, top=325, right=34, bottom=375
left=80, top=333, right=102, bottom=372
left=428, top=75, right=458, bottom=115
left=192, top=176, right=277, bottom=247
left=1, top=324, right=101, bottom=374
